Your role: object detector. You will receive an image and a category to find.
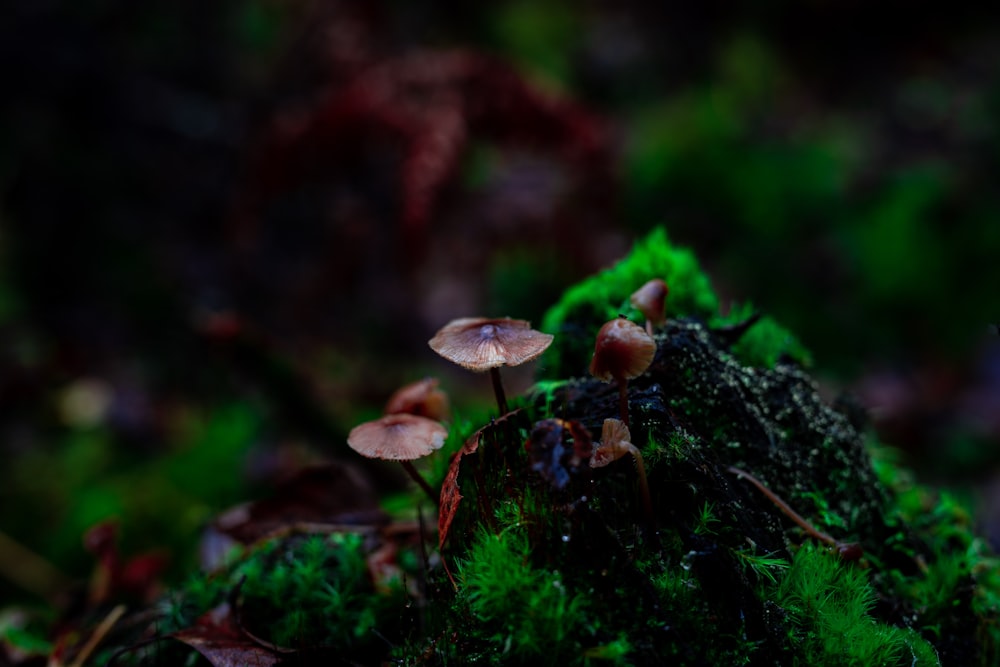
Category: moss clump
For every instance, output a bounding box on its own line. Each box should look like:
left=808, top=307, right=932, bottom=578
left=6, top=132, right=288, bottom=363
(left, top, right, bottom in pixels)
left=539, top=227, right=719, bottom=379
left=870, top=444, right=1000, bottom=663
left=152, top=532, right=409, bottom=664
left=539, top=226, right=808, bottom=378
left=777, top=543, right=939, bottom=666
left=426, top=228, right=1000, bottom=665
left=724, top=300, right=813, bottom=369
left=454, top=526, right=603, bottom=664
left=102, top=226, right=1000, bottom=665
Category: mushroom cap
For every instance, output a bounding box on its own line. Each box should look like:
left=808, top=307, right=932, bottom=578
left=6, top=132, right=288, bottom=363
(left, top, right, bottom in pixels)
left=591, top=418, right=634, bottom=468
left=384, top=377, right=451, bottom=422
left=630, top=278, right=669, bottom=326
left=600, top=417, right=631, bottom=449
left=589, top=317, right=657, bottom=382
left=347, top=414, right=447, bottom=461
left=428, top=317, right=554, bottom=371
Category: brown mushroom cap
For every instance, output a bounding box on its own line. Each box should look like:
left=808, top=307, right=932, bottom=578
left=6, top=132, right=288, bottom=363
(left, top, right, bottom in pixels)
left=428, top=317, right=554, bottom=371
left=347, top=414, right=447, bottom=461
left=589, top=318, right=657, bottom=382
left=601, top=417, right=631, bottom=449
left=384, top=377, right=451, bottom=421
left=591, top=418, right=634, bottom=468
left=630, top=278, right=669, bottom=327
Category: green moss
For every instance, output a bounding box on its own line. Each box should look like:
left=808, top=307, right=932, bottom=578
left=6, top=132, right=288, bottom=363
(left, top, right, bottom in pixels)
left=692, top=500, right=722, bottom=536
left=539, top=227, right=719, bottom=378
left=163, top=533, right=407, bottom=655
left=242, top=534, right=390, bottom=647
left=869, top=442, right=1000, bottom=661
left=111, top=230, right=1000, bottom=665
left=777, top=543, right=939, bottom=666
left=455, top=527, right=595, bottom=664
left=723, top=301, right=813, bottom=368
left=644, top=429, right=700, bottom=467
left=538, top=226, right=808, bottom=378
left=734, top=547, right=790, bottom=586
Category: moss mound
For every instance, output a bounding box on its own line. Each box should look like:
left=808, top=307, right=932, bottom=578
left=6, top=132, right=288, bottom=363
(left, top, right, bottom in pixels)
left=425, top=227, right=999, bottom=664
left=539, top=227, right=810, bottom=377
left=116, top=226, right=998, bottom=666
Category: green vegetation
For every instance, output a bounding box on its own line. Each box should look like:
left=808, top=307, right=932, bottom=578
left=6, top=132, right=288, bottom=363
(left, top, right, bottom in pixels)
left=777, top=543, right=939, bottom=666
left=151, top=531, right=408, bottom=664
left=10, top=222, right=998, bottom=667
left=0, top=402, right=260, bottom=582
left=539, top=226, right=809, bottom=379
left=421, top=228, right=996, bottom=665
left=454, top=527, right=601, bottom=664
left=5, top=3, right=1000, bottom=664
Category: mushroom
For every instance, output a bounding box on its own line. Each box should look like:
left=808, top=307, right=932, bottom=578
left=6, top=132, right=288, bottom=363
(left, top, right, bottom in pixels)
left=384, top=377, right=451, bottom=422
left=589, top=317, right=656, bottom=429
left=347, top=414, right=447, bottom=505
left=428, top=317, right=554, bottom=415
left=630, top=278, right=669, bottom=335
left=591, top=418, right=653, bottom=524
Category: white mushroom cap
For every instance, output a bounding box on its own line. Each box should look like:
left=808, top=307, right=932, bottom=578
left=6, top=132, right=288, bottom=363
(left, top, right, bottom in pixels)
left=347, top=414, right=447, bottom=461
left=428, top=317, right=554, bottom=371
left=591, top=418, right=636, bottom=468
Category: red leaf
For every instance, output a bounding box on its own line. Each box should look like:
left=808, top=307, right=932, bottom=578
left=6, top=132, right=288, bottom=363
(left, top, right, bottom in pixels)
left=172, top=603, right=283, bottom=667
left=437, top=431, right=480, bottom=551
left=438, top=409, right=524, bottom=551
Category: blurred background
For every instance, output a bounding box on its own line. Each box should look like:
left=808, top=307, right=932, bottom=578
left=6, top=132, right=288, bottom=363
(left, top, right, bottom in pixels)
left=2, top=0, right=1000, bottom=606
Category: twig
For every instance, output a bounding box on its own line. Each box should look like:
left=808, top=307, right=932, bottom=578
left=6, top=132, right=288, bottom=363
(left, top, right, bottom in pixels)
left=69, top=604, right=126, bottom=667
left=726, top=465, right=862, bottom=560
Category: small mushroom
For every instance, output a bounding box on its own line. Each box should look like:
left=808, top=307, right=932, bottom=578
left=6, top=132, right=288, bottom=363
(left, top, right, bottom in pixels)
left=428, top=317, right=554, bottom=415
left=589, top=317, right=656, bottom=429
left=591, top=418, right=653, bottom=524
left=384, top=377, right=451, bottom=422
left=347, top=414, right=447, bottom=505
left=630, top=278, right=669, bottom=335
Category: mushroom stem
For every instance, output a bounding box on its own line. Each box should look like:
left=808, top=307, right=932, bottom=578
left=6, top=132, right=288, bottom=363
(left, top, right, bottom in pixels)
left=621, top=442, right=653, bottom=526
left=400, top=460, right=440, bottom=506
left=489, top=367, right=509, bottom=416
left=617, top=378, right=630, bottom=429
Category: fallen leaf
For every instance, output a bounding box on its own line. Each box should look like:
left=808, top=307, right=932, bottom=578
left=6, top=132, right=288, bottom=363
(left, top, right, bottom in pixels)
left=212, top=462, right=385, bottom=546
left=438, top=431, right=480, bottom=551
left=172, top=603, right=284, bottom=667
